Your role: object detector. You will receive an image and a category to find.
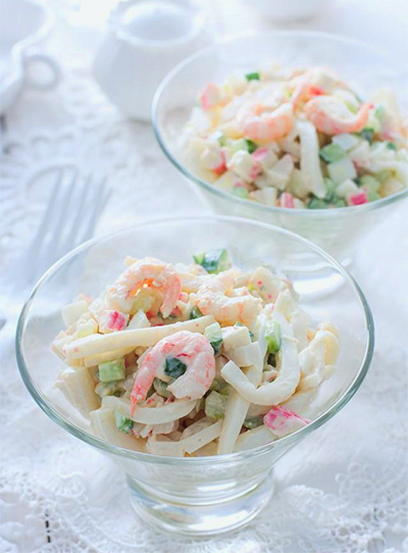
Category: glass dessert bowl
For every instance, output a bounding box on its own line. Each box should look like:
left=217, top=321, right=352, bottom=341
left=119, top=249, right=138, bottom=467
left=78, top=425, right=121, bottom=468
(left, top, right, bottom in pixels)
left=16, top=215, right=374, bottom=536
left=152, top=31, right=408, bottom=262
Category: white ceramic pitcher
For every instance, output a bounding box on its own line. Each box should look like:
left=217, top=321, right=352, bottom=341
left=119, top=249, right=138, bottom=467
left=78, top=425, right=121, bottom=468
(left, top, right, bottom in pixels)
left=93, top=0, right=213, bottom=122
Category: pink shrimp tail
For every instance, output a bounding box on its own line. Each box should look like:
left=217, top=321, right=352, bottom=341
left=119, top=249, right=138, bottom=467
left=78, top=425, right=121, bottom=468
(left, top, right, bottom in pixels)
left=161, top=273, right=182, bottom=318
left=352, top=103, right=371, bottom=132
left=305, top=98, right=371, bottom=135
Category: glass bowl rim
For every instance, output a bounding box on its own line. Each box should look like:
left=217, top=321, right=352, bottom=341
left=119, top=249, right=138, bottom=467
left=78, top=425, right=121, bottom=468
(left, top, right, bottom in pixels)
left=152, top=29, right=408, bottom=218
left=16, top=214, right=375, bottom=465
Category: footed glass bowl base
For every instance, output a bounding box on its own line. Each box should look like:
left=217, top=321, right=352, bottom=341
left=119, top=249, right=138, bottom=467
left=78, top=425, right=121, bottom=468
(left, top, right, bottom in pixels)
left=127, top=473, right=275, bottom=536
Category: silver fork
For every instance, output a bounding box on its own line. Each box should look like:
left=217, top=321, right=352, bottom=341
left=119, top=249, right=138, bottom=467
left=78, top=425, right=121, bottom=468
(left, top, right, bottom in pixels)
left=17, top=166, right=110, bottom=288
left=0, top=165, right=110, bottom=333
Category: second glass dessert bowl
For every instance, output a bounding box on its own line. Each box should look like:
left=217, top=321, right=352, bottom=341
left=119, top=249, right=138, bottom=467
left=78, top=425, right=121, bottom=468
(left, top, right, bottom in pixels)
left=152, top=31, right=408, bottom=262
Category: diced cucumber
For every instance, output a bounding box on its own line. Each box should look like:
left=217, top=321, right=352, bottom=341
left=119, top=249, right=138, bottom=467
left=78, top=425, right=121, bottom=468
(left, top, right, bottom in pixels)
left=245, top=139, right=257, bottom=153
left=308, top=198, right=329, bottom=209
left=359, top=175, right=380, bottom=192
left=190, top=306, right=203, bottom=319
left=114, top=411, right=134, bottom=434
left=224, top=138, right=258, bottom=154
left=193, top=248, right=231, bottom=274
left=98, top=359, right=125, bottom=382
left=210, top=377, right=228, bottom=393
left=366, top=189, right=381, bottom=201
left=205, top=390, right=227, bottom=420
left=319, top=143, right=346, bottom=163
left=324, top=178, right=337, bottom=201
left=327, top=157, right=357, bottom=184
left=204, top=322, right=223, bottom=354
left=265, top=321, right=281, bottom=354
left=359, top=128, right=375, bottom=144
left=153, top=378, right=171, bottom=398
left=164, top=357, right=187, bottom=379
left=332, top=133, right=360, bottom=151
left=232, top=186, right=249, bottom=199
left=95, top=380, right=124, bottom=398
left=243, top=415, right=263, bottom=429
left=332, top=198, right=347, bottom=207
left=245, top=72, right=260, bottom=81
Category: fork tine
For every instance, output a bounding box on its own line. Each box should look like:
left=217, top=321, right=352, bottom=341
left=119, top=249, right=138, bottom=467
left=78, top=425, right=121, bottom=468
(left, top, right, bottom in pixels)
left=47, top=169, right=79, bottom=262
left=58, top=174, right=94, bottom=255
left=75, top=177, right=109, bottom=246
left=30, top=168, right=77, bottom=282
left=12, top=169, right=109, bottom=292
left=51, top=173, right=91, bottom=261
left=20, top=167, right=65, bottom=285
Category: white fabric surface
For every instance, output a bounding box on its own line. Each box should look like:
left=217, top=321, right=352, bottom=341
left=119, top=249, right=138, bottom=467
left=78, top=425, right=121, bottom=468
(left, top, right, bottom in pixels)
left=1, top=1, right=407, bottom=551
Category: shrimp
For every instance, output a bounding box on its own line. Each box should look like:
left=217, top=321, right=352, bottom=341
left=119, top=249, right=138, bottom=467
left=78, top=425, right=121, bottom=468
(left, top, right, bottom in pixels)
left=105, top=257, right=181, bottom=318
left=304, top=96, right=371, bottom=135
left=191, top=270, right=262, bottom=327
left=242, top=103, right=294, bottom=142
left=130, top=330, right=215, bottom=411
left=290, top=67, right=343, bottom=109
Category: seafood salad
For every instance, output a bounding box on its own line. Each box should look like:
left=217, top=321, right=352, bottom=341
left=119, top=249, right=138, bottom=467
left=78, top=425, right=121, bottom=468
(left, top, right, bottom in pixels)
left=180, top=66, right=408, bottom=208
left=52, top=250, right=339, bottom=457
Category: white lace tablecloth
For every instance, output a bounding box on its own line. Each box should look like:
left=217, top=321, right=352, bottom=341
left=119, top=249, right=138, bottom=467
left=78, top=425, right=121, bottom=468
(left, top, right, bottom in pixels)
left=1, top=1, right=407, bottom=552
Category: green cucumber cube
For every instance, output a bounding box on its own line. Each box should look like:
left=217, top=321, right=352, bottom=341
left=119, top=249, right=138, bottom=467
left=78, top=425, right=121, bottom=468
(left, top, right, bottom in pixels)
left=245, top=72, right=260, bottom=81
left=332, top=198, right=347, bottom=207
left=205, top=390, right=227, bottom=420
left=95, top=381, right=123, bottom=398
left=327, top=157, right=357, bottom=184
left=324, top=178, right=337, bottom=201
left=308, top=198, right=329, bottom=209
left=265, top=321, right=281, bottom=354
left=245, top=139, right=257, bottom=153
left=98, top=359, right=125, bottom=382
left=190, top=306, right=203, bottom=319
left=153, top=378, right=171, bottom=398
left=332, top=133, right=360, bottom=151
left=319, top=143, right=346, bottom=163
left=210, top=377, right=228, bottom=393
left=232, top=186, right=249, bottom=199
left=204, top=322, right=223, bottom=354
left=359, top=175, right=380, bottom=192
left=114, top=411, right=133, bottom=434
left=193, top=248, right=231, bottom=274
left=359, top=128, right=375, bottom=144
left=164, top=357, right=187, bottom=379
left=244, top=415, right=263, bottom=429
